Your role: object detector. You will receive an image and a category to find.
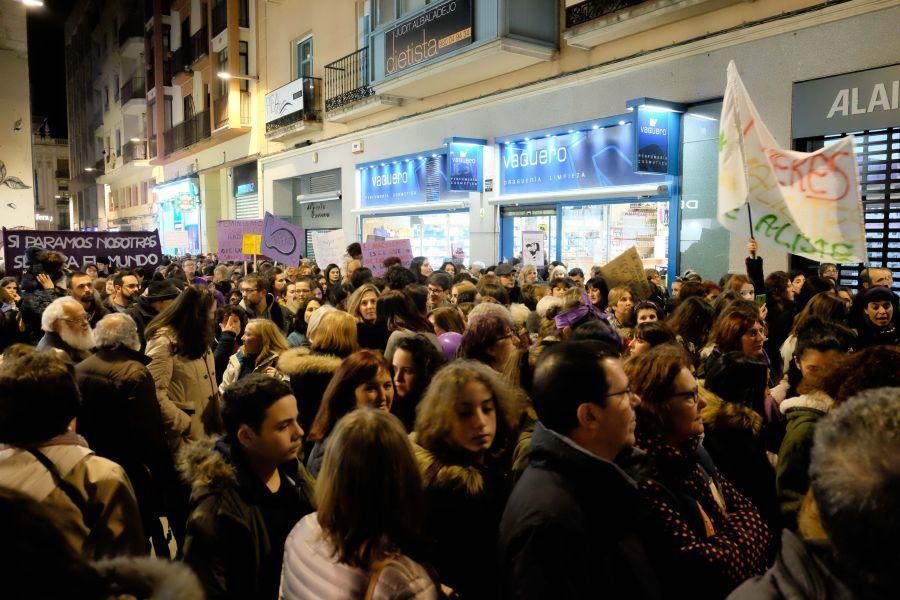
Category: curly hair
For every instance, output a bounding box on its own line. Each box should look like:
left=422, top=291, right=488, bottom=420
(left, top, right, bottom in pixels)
left=414, top=360, right=522, bottom=457
left=624, top=344, right=692, bottom=436
left=815, top=346, right=900, bottom=404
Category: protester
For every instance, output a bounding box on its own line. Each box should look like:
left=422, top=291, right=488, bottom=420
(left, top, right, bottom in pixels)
left=499, top=341, right=658, bottom=600
left=347, top=283, right=390, bottom=351
left=629, top=321, right=677, bottom=357
left=218, top=318, right=289, bottom=393
left=428, top=305, right=466, bottom=336
left=280, top=409, right=437, bottom=599
left=626, top=345, right=773, bottom=598
left=36, top=296, right=94, bottom=362
left=125, top=279, right=180, bottom=351
left=380, top=290, right=442, bottom=360
left=103, top=271, right=141, bottom=313
left=306, top=350, right=395, bottom=477
left=18, top=247, right=67, bottom=342
left=67, top=270, right=109, bottom=327
left=286, top=298, right=321, bottom=348
left=409, top=257, right=432, bottom=284
left=606, top=286, right=635, bottom=340
left=412, top=360, right=522, bottom=599
left=426, top=271, right=453, bottom=310
left=458, top=311, right=518, bottom=372
left=0, top=350, right=145, bottom=559
left=391, top=333, right=446, bottom=432
left=181, top=375, right=315, bottom=600
left=777, top=291, right=848, bottom=371
left=853, top=286, right=899, bottom=347
left=238, top=274, right=291, bottom=334
left=633, top=300, right=661, bottom=323
left=665, top=296, right=714, bottom=368
left=144, top=286, right=220, bottom=450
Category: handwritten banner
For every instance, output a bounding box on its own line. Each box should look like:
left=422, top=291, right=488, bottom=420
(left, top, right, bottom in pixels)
left=242, top=234, right=262, bottom=256
left=600, top=246, right=652, bottom=300
left=362, top=238, right=413, bottom=277
left=1, top=228, right=163, bottom=271
left=216, top=219, right=267, bottom=261
left=310, top=229, right=345, bottom=270
left=717, top=61, right=866, bottom=263
left=262, top=212, right=304, bottom=265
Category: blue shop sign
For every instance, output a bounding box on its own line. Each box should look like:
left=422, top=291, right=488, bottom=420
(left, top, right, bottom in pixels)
left=448, top=142, right=482, bottom=192
left=635, top=109, right=670, bottom=174
left=499, top=124, right=667, bottom=195
left=359, top=154, right=468, bottom=208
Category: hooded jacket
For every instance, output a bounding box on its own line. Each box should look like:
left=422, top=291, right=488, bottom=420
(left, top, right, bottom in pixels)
left=179, top=436, right=315, bottom=600
left=277, top=347, right=343, bottom=439
left=411, top=435, right=512, bottom=600
left=240, top=292, right=291, bottom=334
left=776, top=391, right=834, bottom=531
left=498, top=422, right=661, bottom=600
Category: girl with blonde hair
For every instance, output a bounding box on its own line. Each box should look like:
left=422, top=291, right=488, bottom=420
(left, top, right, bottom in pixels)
left=218, top=318, right=290, bottom=393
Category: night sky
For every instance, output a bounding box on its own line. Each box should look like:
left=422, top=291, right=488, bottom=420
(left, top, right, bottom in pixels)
left=27, top=0, right=70, bottom=138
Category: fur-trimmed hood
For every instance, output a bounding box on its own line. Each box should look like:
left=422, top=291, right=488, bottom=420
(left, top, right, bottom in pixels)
left=700, top=386, right=763, bottom=435
left=780, top=391, right=834, bottom=416
left=176, top=435, right=237, bottom=494
left=277, top=347, right=343, bottom=377
left=93, top=556, right=204, bottom=600
left=410, top=435, right=486, bottom=497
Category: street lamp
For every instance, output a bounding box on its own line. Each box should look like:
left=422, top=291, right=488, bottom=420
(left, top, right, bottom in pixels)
left=217, top=71, right=258, bottom=82
left=22, top=0, right=45, bottom=7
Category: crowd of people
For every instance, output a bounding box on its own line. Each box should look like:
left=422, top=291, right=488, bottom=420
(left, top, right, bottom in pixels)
left=0, top=239, right=897, bottom=599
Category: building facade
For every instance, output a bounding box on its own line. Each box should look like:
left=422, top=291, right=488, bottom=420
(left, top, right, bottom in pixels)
left=257, top=0, right=900, bottom=283
left=31, top=122, right=71, bottom=231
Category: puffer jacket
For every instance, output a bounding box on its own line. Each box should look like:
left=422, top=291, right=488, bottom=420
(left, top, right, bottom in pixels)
left=179, top=436, right=315, bottom=600
left=278, top=348, right=343, bottom=440
left=218, top=350, right=288, bottom=394
left=280, top=513, right=438, bottom=600
left=0, top=431, right=145, bottom=559
left=776, top=391, right=834, bottom=531
left=145, top=327, right=219, bottom=451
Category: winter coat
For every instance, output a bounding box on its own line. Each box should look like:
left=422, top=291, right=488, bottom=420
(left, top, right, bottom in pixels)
left=498, top=422, right=661, bottom=600
left=280, top=513, right=438, bottom=600
left=636, top=433, right=773, bottom=599
left=90, top=556, right=205, bottom=600
left=36, top=330, right=92, bottom=362
left=75, top=346, right=176, bottom=528
left=145, top=327, right=219, bottom=451
left=125, top=296, right=159, bottom=351
left=19, top=285, right=65, bottom=343
left=218, top=350, right=287, bottom=394
left=240, top=293, right=291, bottom=334
left=776, top=391, right=834, bottom=531
left=728, top=530, right=855, bottom=600
left=0, top=431, right=145, bottom=559
left=357, top=320, right=391, bottom=352
left=179, top=436, right=315, bottom=600
left=213, top=330, right=240, bottom=385
left=411, top=436, right=512, bottom=600
left=700, top=388, right=780, bottom=529
left=277, top=347, right=343, bottom=438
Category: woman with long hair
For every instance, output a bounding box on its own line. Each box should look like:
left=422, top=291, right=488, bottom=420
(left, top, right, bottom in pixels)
left=625, top=345, right=773, bottom=598
left=305, top=349, right=395, bottom=477
left=379, top=290, right=441, bottom=360
left=286, top=298, right=321, bottom=348
left=516, top=264, right=539, bottom=288
left=145, top=285, right=220, bottom=448
left=280, top=409, right=437, bottom=599
left=391, top=333, right=446, bottom=431
left=458, top=312, right=518, bottom=372
left=428, top=306, right=466, bottom=336
left=218, top=318, right=290, bottom=393
left=666, top=296, right=714, bottom=369
left=606, top=286, right=635, bottom=341
left=761, top=271, right=797, bottom=378
left=778, top=291, right=847, bottom=369
left=323, top=264, right=341, bottom=290
left=346, top=283, right=390, bottom=352
left=440, top=261, right=458, bottom=278
left=412, top=361, right=523, bottom=599
left=702, top=305, right=768, bottom=377
left=409, top=257, right=432, bottom=285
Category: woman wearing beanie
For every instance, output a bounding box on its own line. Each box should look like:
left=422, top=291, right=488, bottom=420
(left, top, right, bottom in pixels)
left=853, top=286, right=899, bottom=347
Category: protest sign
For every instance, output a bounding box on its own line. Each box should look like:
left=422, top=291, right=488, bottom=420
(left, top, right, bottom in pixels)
left=242, top=234, right=262, bottom=256
left=310, top=229, right=345, bottom=270
left=1, top=228, right=163, bottom=271
left=718, top=61, right=867, bottom=263
left=362, top=238, right=413, bottom=277
left=600, top=246, right=651, bottom=300
left=262, top=212, right=304, bottom=266
left=521, top=231, right=546, bottom=266
left=216, top=219, right=265, bottom=261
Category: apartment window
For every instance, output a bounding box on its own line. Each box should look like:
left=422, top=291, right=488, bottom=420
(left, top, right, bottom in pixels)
left=148, top=103, right=156, bottom=135
left=184, top=95, right=194, bottom=120
left=218, top=48, right=228, bottom=98
left=239, top=0, right=250, bottom=28
left=141, top=180, right=149, bottom=204
left=115, top=130, right=121, bottom=156
left=239, top=41, right=249, bottom=92
left=114, top=75, right=120, bottom=101
left=375, top=0, right=436, bottom=26
left=164, top=96, right=173, bottom=130
left=295, top=37, right=313, bottom=79
left=104, top=86, right=110, bottom=111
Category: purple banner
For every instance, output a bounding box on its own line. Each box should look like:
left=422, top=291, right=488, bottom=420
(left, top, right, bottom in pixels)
left=216, top=219, right=266, bottom=262
left=1, top=228, right=163, bottom=271
left=262, top=212, right=304, bottom=266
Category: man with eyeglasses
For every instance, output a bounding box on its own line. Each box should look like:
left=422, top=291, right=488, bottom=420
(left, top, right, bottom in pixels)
left=426, top=271, right=452, bottom=311
left=36, top=296, right=95, bottom=362
left=238, top=274, right=291, bottom=334
left=499, top=340, right=660, bottom=600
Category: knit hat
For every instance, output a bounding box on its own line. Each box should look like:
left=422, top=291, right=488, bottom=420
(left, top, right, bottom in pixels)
left=861, top=286, right=895, bottom=304
left=144, top=280, right=181, bottom=302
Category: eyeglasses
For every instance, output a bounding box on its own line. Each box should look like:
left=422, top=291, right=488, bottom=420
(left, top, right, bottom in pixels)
left=744, top=327, right=766, bottom=338
left=240, top=287, right=260, bottom=294
left=61, top=316, right=90, bottom=325
left=670, top=389, right=699, bottom=404
left=606, top=384, right=634, bottom=399
left=427, top=286, right=445, bottom=295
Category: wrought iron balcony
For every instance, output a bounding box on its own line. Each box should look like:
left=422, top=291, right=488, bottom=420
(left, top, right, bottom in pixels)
left=164, top=109, right=211, bottom=155
left=265, top=76, right=322, bottom=134
left=566, top=0, right=648, bottom=28
left=172, top=45, right=191, bottom=78
left=122, top=140, right=148, bottom=164
left=324, top=47, right=374, bottom=113
left=121, top=77, right=146, bottom=104
left=190, top=26, right=208, bottom=63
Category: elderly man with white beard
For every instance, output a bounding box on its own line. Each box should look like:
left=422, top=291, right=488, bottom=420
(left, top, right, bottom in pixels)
left=36, top=296, right=95, bottom=362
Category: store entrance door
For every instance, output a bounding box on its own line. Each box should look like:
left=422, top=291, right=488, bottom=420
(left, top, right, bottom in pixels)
left=499, top=205, right=557, bottom=264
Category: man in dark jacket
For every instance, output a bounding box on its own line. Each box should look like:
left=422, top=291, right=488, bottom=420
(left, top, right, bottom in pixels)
left=67, top=271, right=109, bottom=327
left=125, top=279, right=180, bottom=351
left=238, top=274, right=291, bottom=334
left=498, top=341, right=660, bottom=600
left=75, top=312, right=174, bottom=552
left=181, top=375, right=315, bottom=600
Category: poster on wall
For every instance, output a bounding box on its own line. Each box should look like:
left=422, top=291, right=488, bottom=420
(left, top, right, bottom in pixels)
left=262, top=212, right=304, bottom=265
left=1, top=228, right=163, bottom=271
left=383, top=0, right=473, bottom=77
left=521, top=230, right=546, bottom=266
left=362, top=238, right=413, bottom=277
left=216, top=219, right=268, bottom=262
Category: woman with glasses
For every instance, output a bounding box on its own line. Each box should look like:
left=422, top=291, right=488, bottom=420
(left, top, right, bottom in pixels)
left=458, top=312, right=519, bottom=372
left=625, top=345, right=773, bottom=599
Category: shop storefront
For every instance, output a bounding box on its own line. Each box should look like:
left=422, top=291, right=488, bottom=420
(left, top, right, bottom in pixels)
left=153, top=176, right=202, bottom=256
left=356, top=140, right=484, bottom=266
left=791, top=63, right=900, bottom=293
left=293, top=169, right=342, bottom=260
left=495, top=108, right=677, bottom=276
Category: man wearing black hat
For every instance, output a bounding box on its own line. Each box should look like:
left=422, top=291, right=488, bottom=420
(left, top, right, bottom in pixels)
left=496, top=263, right=523, bottom=304
left=126, top=280, right=181, bottom=352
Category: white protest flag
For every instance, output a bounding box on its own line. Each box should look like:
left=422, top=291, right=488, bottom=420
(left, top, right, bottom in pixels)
left=717, top=61, right=867, bottom=263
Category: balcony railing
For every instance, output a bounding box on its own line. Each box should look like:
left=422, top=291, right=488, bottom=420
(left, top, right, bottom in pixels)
left=147, top=60, right=173, bottom=91
left=148, top=135, right=158, bottom=159
left=566, top=0, right=648, bottom=28
left=120, top=77, right=146, bottom=104
left=164, top=109, right=211, bottom=155
left=118, top=17, right=144, bottom=47
left=265, top=77, right=322, bottom=133
left=324, top=47, right=374, bottom=113
left=123, top=140, right=148, bottom=164
left=190, top=26, right=208, bottom=63
left=214, top=90, right=252, bottom=128
left=212, top=1, right=227, bottom=37
left=172, top=45, right=191, bottom=77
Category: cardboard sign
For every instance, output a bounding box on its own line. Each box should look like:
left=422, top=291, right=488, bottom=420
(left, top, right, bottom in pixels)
left=600, top=246, right=652, bottom=300
left=216, top=219, right=265, bottom=261
left=521, top=230, right=546, bottom=266
left=242, top=234, right=262, bottom=256
left=1, top=228, right=163, bottom=271
left=310, top=229, right=345, bottom=270
left=262, top=212, right=304, bottom=266
left=362, top=238, right=413, bottom=277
